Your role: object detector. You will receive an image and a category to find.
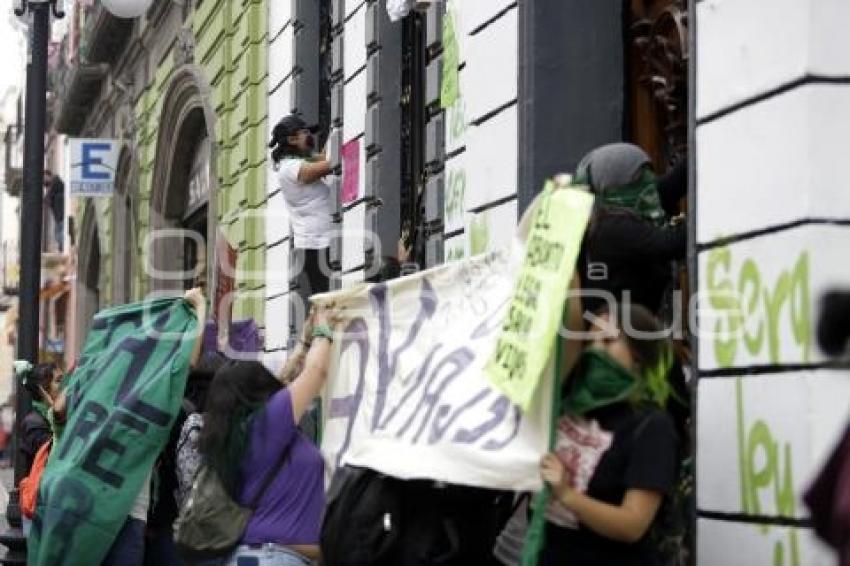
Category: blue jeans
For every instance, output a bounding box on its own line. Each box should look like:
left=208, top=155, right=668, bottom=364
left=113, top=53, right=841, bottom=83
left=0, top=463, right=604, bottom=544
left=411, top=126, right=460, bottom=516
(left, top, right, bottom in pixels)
left=102, top=517, right=145, bottom=566
left=228, top=544, right=312, bottom=566
left=144, top=526, right=183, bottom=565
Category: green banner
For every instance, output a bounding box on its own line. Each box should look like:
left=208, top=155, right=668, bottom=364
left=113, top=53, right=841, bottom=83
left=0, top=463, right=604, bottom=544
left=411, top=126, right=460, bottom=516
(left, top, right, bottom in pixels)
left=485, top=182, right=594, bottom=411
left=28, top=298, right=198, bottom=566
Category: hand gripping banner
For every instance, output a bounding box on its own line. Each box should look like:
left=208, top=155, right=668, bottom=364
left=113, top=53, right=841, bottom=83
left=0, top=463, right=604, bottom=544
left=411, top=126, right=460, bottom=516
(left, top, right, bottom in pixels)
left=28, top=298, right=198, bottom=566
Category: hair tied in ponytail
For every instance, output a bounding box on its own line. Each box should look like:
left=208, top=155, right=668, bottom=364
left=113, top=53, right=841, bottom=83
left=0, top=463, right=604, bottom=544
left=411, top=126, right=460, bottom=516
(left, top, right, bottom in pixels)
left=269, top=123, right=286, bottom=149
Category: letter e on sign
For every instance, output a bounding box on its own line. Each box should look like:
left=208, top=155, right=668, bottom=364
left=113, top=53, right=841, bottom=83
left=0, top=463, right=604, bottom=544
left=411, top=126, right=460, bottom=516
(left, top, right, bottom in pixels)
left=82, top=143, right=112, bottom=180
left=68, top=138, right=119, bottom=197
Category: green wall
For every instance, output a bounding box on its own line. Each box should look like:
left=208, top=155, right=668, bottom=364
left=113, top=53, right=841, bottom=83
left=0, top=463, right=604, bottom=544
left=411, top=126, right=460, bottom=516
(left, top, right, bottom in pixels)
left=130, top=0, right=269, bottom=323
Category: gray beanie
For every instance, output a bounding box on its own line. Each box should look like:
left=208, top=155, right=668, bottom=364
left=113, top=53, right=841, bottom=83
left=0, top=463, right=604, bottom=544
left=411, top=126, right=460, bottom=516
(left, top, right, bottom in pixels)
left=575, top=143, right=651, bottom=194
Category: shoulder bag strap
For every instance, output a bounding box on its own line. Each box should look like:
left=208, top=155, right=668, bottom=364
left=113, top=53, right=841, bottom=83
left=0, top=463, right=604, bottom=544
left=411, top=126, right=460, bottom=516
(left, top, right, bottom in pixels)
left=176, top=424, right=202, bottom=455
left=248, top=438, right=294, bottom=510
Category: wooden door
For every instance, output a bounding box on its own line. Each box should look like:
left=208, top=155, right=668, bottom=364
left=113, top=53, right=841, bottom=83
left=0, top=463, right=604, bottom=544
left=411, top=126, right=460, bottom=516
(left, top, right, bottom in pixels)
left=627, top=0, right=689, bottom=171
left=628, top=0, right=692, bottom=357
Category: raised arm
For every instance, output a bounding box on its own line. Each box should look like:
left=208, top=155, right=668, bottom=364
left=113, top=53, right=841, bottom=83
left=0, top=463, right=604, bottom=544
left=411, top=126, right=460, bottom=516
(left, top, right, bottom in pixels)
left=297, top=159, right=333, bottom=184
left=277, top=311, right=314, bottom=385
left=288, top=304, right=341, bottom=424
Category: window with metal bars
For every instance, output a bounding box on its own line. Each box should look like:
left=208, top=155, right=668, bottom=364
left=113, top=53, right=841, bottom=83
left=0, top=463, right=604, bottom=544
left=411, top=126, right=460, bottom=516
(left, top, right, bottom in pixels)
left=319, top=0, right=332, bottom=148
left=400, top=12, right=427, bottom=267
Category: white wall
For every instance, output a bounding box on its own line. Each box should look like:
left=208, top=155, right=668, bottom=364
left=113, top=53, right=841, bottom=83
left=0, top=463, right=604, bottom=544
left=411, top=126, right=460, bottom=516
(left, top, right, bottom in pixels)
left=265, top=0, right=524, bottom=347
left=696, top=2, right=850, bottom=563
left=264, top=2, right=294, bottom=358
left=336, top=0, right=368, bottom=288
left=441, top=0, right=518, bottom=259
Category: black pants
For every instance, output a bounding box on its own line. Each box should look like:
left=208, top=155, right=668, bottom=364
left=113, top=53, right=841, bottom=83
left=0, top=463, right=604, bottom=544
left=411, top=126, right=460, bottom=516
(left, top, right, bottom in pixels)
left=300, top=247, right=330, bottom=296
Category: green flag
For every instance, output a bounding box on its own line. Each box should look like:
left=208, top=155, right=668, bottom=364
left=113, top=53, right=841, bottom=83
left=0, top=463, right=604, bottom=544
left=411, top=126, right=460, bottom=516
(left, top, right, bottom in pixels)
left=28, top=298, right=199, bottom=566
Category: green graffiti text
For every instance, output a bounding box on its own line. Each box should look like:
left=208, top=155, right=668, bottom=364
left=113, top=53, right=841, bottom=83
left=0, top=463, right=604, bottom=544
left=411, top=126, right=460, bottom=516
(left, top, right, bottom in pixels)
left=706, top=248, right=810, bottom=367
left=445, top=168, right=466, bottom=225
left=735, top=379, right=800, bottom=565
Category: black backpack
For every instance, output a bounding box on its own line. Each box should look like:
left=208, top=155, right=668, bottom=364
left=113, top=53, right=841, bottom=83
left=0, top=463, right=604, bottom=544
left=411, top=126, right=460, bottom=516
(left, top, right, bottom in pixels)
left=321, top=466, right=403, bottom=566
left=321, top=466, right=513, bottom=566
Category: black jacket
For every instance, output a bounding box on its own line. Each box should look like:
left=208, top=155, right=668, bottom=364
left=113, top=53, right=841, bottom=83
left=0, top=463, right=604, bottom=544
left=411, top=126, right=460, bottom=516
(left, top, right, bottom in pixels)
left=19, top=410, right=51, bottom=476
left=579, top=161, right=687, bottom=315
left=46, top=176, right=65, bottom=223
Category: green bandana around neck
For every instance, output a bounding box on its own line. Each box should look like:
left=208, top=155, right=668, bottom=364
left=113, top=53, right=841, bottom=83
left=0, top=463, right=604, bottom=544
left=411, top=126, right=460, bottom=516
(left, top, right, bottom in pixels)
left=599, top=169, right=665, bottom=225
left=564, top=349, right=642, bottom=415
left=31, top=400, right=50, bottom=422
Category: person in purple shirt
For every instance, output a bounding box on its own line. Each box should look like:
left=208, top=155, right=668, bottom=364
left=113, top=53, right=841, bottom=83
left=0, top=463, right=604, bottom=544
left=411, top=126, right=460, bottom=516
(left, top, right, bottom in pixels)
left=199, top=306, right=339, bottom=566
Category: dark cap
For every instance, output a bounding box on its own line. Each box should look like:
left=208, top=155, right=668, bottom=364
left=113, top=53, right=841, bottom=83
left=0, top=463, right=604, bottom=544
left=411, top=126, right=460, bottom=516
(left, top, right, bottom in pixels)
left=269, top=115, right=319, bottom=147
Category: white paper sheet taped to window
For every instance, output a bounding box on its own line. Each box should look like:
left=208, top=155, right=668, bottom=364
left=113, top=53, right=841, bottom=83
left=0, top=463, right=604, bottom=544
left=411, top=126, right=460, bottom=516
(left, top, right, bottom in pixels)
left=386, top=0, right=440, bottom=22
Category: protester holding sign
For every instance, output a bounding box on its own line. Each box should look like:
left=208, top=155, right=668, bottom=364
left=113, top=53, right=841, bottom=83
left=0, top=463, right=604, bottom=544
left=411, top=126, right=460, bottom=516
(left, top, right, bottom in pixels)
left=574, top=143, right=686, bottom=316
left=103, top=288, right=207, bottom=566
left=537, top=304, right=678, bottom=566
left=196, top=305, right=339, bottom=566
left=28, top=289, right=207, bottom=566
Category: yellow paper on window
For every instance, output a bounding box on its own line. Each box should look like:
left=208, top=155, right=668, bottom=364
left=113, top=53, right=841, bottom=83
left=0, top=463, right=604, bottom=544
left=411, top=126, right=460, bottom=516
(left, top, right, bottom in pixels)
left=440, top=9, right=459, bottom=108
left=484, top=183, right=594, bottom=411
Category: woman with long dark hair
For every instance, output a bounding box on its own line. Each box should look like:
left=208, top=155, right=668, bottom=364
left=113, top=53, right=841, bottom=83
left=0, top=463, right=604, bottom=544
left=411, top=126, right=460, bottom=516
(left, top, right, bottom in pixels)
left=175, top=351, right=229, bottom=511
left=200, top=306, right=339, bottom=566
left=538, top=304, right=679, bottom=565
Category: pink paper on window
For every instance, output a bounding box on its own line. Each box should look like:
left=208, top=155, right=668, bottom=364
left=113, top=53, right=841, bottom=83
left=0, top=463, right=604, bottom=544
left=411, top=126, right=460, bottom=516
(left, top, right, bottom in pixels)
left=341, top=138, right=360, bottom=204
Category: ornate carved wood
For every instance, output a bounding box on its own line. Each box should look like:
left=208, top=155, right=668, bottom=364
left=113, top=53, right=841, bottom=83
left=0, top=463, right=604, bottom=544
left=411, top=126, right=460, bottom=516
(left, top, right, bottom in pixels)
left=628, top=0, right=689, bottom=170
left=628, top=1, right=692, bottom=356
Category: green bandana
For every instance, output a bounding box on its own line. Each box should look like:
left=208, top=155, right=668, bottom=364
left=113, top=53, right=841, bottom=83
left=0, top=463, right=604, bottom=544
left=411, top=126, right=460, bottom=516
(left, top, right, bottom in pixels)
left=565, top=346, right=679, bottom=416
left=31, top=399, right=65, bottom=439
left=31, top=400, right=50, bottom=423
left=564, top=349, right=642, bottom=415
left=598, top=169, right=666, bottom=225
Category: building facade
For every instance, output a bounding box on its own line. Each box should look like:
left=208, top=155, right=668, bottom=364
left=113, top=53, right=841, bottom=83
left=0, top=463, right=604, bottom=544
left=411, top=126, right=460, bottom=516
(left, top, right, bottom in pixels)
left=54, top=0, right=270, bottom=355
left=45, top=1, right=850, bottom=564
left=693, top=1, right=850, bottom=564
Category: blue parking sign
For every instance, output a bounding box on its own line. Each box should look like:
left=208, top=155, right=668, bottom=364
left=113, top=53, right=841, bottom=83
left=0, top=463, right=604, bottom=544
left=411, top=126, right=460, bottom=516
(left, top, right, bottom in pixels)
left=68, top=138, right=119, bottom=197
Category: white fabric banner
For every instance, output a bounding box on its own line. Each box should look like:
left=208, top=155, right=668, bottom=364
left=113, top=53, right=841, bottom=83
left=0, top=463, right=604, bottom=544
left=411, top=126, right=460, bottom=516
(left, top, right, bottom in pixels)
left=316, top=248, right=553, bottom=491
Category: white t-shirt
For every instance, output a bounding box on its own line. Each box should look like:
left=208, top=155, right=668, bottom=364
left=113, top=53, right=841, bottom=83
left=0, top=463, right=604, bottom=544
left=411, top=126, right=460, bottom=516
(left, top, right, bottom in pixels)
left=276, top=158, right=333, bottom=249
left=130, top=470, right=151, bottom=522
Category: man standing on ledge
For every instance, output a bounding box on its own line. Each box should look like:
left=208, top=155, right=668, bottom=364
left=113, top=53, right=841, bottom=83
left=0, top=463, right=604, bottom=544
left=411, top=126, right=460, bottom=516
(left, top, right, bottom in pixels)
left=43, top=169, right=64, bottom=251
left=269, top=114, right=334, bottom=297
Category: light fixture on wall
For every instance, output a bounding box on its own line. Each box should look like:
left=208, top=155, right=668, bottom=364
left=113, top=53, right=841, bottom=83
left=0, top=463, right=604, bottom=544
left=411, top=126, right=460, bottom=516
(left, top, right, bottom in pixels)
left=102, top=0, right=154, bottom=18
